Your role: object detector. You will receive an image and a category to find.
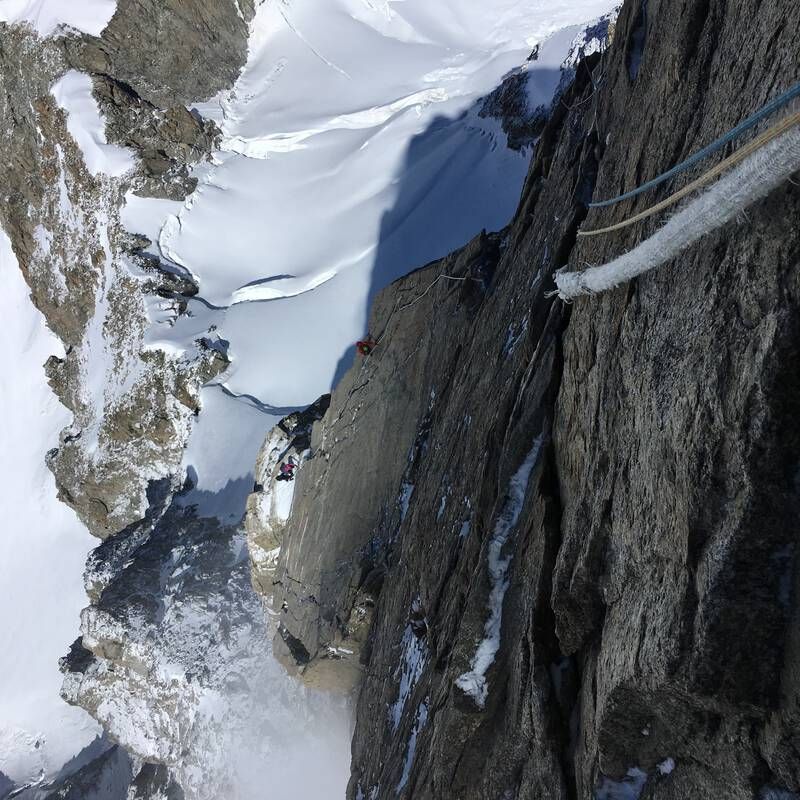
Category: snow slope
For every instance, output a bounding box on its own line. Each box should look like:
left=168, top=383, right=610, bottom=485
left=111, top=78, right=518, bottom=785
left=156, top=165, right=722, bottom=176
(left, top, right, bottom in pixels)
left=0, top=0, right=117, bottom=37
left=0, top=231, right=100, bottom=786
left=50, top=71, right=137, bottom=178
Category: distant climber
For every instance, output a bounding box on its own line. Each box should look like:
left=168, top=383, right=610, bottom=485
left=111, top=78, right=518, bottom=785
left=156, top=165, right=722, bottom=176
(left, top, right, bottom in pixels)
left=356, top=337, right=377, bottom=356
left=276, top=459, right=298, bottom=482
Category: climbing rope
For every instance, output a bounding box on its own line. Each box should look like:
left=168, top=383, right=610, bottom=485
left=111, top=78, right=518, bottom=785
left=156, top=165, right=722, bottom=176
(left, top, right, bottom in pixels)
left=578, top=110, right=800, bottom=237
left=394, top=274, right=472, bottom=314
left=370, top=273, right=476, bottom=346
left=550, top=122, right=800, bottom=300
left=588, top=80, right=800, bottom=208
left=326, top=270, right=475, bottom=433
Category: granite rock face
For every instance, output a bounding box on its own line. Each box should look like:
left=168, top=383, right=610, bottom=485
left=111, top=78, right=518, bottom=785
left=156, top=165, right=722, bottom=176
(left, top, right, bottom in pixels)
left=67, top=0, right=254, bottom=107
left=267, top=0, right=800, bottom=797
left=246, top=396, right=331, bottom=597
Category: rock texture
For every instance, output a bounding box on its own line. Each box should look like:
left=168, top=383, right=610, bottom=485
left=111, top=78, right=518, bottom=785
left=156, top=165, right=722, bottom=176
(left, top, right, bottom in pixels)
left=66, top=0, right=254, bottom=107
left=59, top=486, right=331, bottom=800
left=8, top=744, right=183, bottom=800
left=0, top=7, right=275, bottom=799
left=267, top=0, right=800, bottom=797
left=246, top=396, right=331, bottom=597
left=0, top=23, right=225, bottom=538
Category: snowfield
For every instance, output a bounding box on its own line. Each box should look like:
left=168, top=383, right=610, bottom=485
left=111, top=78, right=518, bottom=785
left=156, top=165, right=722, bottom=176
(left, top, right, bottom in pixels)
left=0, top=232, right=100, bottom=786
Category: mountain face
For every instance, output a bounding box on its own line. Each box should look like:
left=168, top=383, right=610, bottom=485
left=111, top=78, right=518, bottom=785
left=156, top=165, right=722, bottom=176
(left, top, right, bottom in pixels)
left=260, top=0, right=800, bottom=797
left=1, top=1, right=358, bottom=794
left=2, top=0, right=614, bottom=796
left=2, top=0, right=798, bottom=798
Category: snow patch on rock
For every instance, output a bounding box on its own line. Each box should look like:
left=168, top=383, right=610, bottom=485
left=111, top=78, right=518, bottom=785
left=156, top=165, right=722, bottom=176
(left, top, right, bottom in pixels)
left=455, top=435, right=544, bottom=706
left=389, top=625, right=428, bottom=731
left=51, top=71, right=137, bottom=178
left=396, top=700, right=429, bottom=795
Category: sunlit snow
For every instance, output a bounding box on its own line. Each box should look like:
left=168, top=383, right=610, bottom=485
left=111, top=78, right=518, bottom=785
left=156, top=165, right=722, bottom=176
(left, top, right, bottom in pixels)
left=0, top=0, right=117, bottom=37
left=50, top=71, right=137, bottom=178
left=127, top=0, right=618, bottom=425
left=0, top=232, right=100, bottom=785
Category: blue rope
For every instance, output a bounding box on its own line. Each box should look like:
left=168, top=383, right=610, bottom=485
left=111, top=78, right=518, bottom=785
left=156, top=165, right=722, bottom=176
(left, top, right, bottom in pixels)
left=589, top=80, right=800, bottom=208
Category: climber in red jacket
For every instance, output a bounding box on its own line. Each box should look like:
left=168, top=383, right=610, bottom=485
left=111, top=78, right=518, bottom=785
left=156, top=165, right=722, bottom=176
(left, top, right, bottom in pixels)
left=356, top=337, right=377, bottom=356
left=276, top=459, right=297, bottom=482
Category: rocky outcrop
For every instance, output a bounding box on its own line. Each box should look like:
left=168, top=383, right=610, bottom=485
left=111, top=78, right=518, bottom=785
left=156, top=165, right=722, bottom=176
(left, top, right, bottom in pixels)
left=1, top=6, right=271, bottom=798
left=480, top=12, right=616, bottom=151
left=91, top=74, right=220, bottom=199
left=267, top=0, right=800, bottom=797
left=0, top=23, right=226, bottom=538
left=246, top=396, right=331, bottom=597
left=66, top=0, right=254, bottom=107
left=7, top=744, right=183, bottom=800
left=59, top=490, right=313, bottom=800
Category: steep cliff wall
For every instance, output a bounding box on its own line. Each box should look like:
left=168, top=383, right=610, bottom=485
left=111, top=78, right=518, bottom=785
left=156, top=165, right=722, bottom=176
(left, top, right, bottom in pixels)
left=267, top=0, right=800, bottom=797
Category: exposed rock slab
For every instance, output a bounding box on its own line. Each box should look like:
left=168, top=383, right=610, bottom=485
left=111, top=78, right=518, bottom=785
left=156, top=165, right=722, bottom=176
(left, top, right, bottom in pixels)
left=67, top=0, right=254, bottom=107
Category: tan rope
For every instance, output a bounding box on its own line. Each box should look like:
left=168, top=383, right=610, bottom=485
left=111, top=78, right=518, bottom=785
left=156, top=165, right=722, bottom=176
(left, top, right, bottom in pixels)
left=577, top=110, right=800, bottom=238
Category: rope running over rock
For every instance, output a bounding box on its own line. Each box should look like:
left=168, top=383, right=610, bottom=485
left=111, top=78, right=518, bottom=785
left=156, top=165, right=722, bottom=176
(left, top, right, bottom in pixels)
left=550, top=121, right=800, bottom=300
left=588, top=80, right=800, bottom=208
left=578, top=111, right=800, bottom=237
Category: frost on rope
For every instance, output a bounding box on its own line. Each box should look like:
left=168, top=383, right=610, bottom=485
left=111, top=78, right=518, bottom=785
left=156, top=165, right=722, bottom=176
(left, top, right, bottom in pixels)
left=455, top=435, right=545, bottom=706
left=555, top=125, right=800, bottom=299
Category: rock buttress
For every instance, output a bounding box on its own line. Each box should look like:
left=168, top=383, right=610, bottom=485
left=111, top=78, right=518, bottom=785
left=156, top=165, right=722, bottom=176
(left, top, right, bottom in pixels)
left=270, top=0, right=800, bottom=797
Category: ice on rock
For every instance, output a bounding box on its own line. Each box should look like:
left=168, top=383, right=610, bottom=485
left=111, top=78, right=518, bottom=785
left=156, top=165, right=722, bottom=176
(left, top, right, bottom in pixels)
left=456, top=436, right=544, bottom=706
